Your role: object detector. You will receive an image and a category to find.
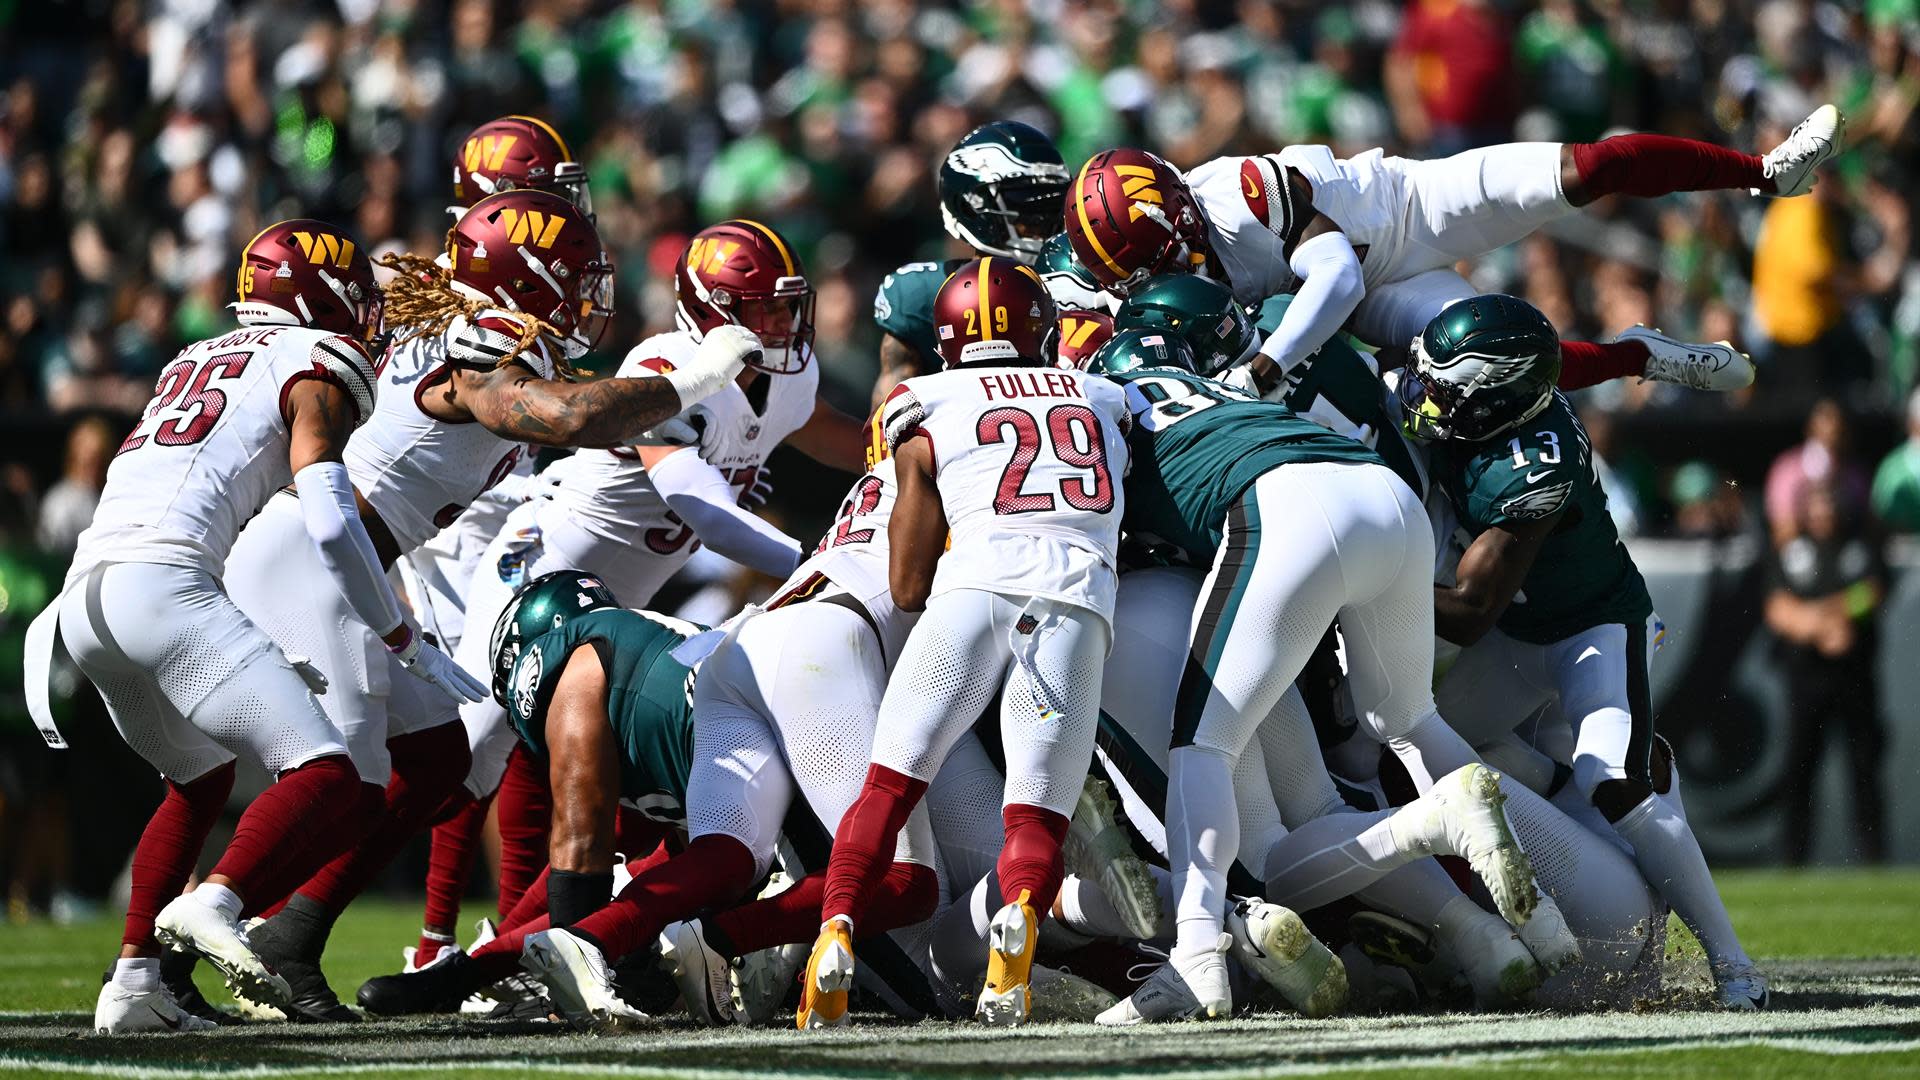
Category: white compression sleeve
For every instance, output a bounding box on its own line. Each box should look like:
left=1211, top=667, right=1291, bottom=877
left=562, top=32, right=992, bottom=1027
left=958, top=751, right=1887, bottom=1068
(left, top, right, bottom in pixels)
left=648, top=447, right=804, bottom=578
left=295, top=461, right=404, bottom=638
left=1256, top=230, right=1367, bottom=373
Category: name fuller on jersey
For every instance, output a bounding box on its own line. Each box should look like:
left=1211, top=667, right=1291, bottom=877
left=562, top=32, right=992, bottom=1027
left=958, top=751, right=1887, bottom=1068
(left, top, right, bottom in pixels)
left=978, top=370, right=1086, bottom=402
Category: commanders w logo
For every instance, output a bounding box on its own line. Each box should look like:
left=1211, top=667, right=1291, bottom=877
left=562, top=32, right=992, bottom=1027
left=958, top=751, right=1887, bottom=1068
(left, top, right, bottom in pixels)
left=1060, top=315, right=1106, bottom=351
left=463, top=134, right=518, bottom=174
left=685, top=236, right=740, bottom=275
left=1114, top=164, right=1163, bottom=222
left=497, top=208, right=566, bottom=249
left=290, top=231, right=355, bottom=268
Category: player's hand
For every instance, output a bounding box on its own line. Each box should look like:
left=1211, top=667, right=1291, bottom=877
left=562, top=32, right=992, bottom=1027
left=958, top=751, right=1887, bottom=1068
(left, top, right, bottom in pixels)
left=286, top=654, right=329, bottom=696
left=742, top=465, right=775, bottom=510
left=389, top=629, right=489, bottom=704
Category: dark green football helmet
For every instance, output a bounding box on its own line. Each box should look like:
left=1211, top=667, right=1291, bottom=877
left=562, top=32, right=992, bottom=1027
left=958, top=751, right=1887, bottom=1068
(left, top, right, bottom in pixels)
left=1037, top=232, right=1109, bottom=312
left=1397, top=294, right=1563, bottom=443
left=488, top=569, right=621, bottom=707
left=1083, top=327, right=1198, bottom=378
left=1113, top=274, right=1256, bottom=376
left=939, top=121, right=1072, bottom=263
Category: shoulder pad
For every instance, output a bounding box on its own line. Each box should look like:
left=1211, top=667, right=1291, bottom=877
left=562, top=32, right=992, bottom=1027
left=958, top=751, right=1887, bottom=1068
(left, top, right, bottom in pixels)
left=306, top=335, right=379, bottom=424
left=447, top=315, right=528, bottom=371
left=880, top=382, right=927, bottom=450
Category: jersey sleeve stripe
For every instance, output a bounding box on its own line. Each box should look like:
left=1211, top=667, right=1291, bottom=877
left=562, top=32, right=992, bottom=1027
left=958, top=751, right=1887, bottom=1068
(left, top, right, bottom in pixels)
left=880, top=384, right=927, bottom=449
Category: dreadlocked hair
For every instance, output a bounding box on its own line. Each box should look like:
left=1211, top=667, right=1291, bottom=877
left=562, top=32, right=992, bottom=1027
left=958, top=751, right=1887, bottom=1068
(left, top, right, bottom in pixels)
left=377, top=241, right=577, bottom=377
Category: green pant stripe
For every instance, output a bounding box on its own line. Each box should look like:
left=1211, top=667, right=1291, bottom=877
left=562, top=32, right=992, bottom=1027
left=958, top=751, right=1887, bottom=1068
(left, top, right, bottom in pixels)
left=1173, top=492, right=1263, bottom=748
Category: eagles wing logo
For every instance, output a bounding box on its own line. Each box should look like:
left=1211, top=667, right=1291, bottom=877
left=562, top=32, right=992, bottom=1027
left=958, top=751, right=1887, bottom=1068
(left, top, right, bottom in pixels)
left=947, top=143, right=1070, bottom=184
left=1500, top=480, right=1573, bottom=520
left=1432, top=350, right=1539, bottom=390
left=511, top=643, right=543, bottom=718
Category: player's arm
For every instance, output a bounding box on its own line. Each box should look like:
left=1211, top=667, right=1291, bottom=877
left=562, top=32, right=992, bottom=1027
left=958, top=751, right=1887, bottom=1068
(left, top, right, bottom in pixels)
left=871, top=332, right=924, bottom=411
left=543, top=644, right=621, bottom=927
left=1253, top=208, right=1366, bottom=377
left=452, top=325, right=763, bottom=449
left=1433, top=513, right=1561, bottom=645
left=888, top=434, right=945, bottom=612
left=784, top=395, right=870, bottom=474
left=637, top=443, right=804, bottom=578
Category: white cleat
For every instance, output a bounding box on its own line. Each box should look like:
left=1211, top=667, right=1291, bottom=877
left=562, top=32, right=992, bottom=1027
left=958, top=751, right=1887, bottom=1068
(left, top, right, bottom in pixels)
left=734, top=942, right=804, bottom=1027
left=976, top=896, right=1040, bottom=1028
left=1620, top=327, right=1755, bottom=391
left=1227, top=899, right=1347, bottom=1018
left=1064, top=776, right=1162, bottom=940
left=522, top=929, right=650, bottom=1032
left=658, top=919, right=734, bottom=1025
left=1096, top=936, right=1232, bottom=1026
left=1756, top=104, right=1843, bottom=197
left=1715, top=963, right=1771, bottom=1010
left=1448, top=908, right=1544, bottom=1007
left=94, top=981, right=218, bottom=1034
left=1517, top=893, right=1582, bottom=975
left=153, top=894, right=291, bottom=1012
left=1398, top=765, right=1537, bottom=929
left=1027, top=964, right=1121, bottom=1022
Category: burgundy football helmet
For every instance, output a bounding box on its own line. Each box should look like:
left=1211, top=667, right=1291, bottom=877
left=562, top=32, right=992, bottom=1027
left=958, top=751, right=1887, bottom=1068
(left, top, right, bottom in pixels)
left=1054, top=309, right=1116, bottom=370
left=1064, top=148, right=1209, bottom=296
left=931, top=257, right=1057, bottom=368
left=447, top=189, right=613, bottom=360
left=452, top=115, right=591, bottom=217
left=674, top=219, right=814, bottom=375
left=233, top=218, right=383, bottom=344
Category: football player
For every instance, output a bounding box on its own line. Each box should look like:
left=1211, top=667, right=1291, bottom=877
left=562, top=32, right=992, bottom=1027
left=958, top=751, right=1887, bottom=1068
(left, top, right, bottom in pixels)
left=22, top=220, right=463, bottom=1031
left=1398, top=295, right=1766, bottom=1010
left=805, top=259, right=1132, bottom=1029
left=1064, top=106, right=1845, bottom=395
left=219, top=189, right=760, bottom=1020
left=871, top=121, right=1072, bottom=406
left=1076, top=329, right=1538, bottom=1024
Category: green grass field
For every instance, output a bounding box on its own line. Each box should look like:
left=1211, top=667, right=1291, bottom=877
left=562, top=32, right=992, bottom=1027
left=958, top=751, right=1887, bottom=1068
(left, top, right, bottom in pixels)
left=1, top=869, right=1917, bottom=1079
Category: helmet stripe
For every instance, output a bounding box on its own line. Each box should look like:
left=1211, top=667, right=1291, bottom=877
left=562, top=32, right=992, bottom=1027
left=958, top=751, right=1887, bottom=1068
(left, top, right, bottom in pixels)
left=977, top=257, right=992, bottom=341
left=509, top=114, right=572, bottom=161
left=735, top=219, right=796, bottom=277
left=1071, top=158, right=1126, bottom=280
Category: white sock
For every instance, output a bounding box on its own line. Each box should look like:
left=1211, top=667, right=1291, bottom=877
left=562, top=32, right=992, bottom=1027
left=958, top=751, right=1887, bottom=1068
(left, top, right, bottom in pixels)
left=1055, top=875, right=1134, bottom=940
left=928, top=874, right=996, bottom=990
left=1612, top=793, right=1749, bottom=972
left=1167, top=746, right=1239, bottom=963
left=1258, top=809, right=1405, bottom=913
left=113, top=956, right=161, bottom=994
left=192, top=882, right=243, bottom=923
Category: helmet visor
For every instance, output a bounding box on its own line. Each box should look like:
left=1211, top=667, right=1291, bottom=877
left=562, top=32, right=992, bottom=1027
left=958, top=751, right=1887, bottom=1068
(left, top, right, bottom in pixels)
left=1396, top=368, right=1455, bottom=442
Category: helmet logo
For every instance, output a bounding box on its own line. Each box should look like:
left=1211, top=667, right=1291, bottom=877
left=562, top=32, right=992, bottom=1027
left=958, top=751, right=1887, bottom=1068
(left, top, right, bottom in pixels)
left=290, top=231, right=355, bottom=268
left=947, top=142, right=1066, bottom=183
left=1438, top=350, right=1540, bottom=390
left=511, top=643, right=542, bottom=716
left=497, top=208, right=565, bottom=249
left=1061, top=316, right=1103, bottom=350
left=464, top=134, right=519, bottom=174
left=686, top=236, right=740, bottom=276
left=1114, top=165, right=1164, bottom=222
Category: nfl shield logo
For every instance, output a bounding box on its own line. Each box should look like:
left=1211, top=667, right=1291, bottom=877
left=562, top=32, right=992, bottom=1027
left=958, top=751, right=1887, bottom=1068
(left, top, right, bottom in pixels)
left=1015, top=614, right=1038, bottom=635
left=745, top=423, right=761, bottom=440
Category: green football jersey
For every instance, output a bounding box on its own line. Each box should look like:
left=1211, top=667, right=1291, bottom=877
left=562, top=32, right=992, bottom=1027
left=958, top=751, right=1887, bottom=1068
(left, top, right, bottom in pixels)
left=1429, top=391, right=1652, bottom=644
left=873, top=258, right=968, bottom=374
left=1254, top=294, right=1426, bottom=496
left=506, top=608, right=703, bottom=822
left=1111, top=367, right=1382, bottom=564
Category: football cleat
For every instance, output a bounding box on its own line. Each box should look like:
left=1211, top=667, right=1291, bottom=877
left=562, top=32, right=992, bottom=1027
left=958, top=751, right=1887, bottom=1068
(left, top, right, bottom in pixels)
left=357, top=950, right=487, bottom=1016
left=658, top=919, right=734, bottom=1025
left=1756, top=104, right=1843, bottom=198
left=1714, top=963, right=1771, bottom=1011
left=94, top=980, right=218, bottom=1034
left=154, top=894, right=291, bottom=1013
left=1027, top=963, right=1121, bottom=1022
left=1622, top=327, right=1755, bottom=391
left=733, top=942, right=804, bottom=1027
left=1517, top=893, right=1582, bottom=975
left=797, top=921, right=856, bottom=1030
left=1447, top=910, right=1543, bottom=1007
left=977, top=892, right=1041, bottom=1027
left=1064, top=776, right=1162, bottom=940
left=1095, top=935, right=1233, bottom=1025
left=157, top=951, right=241, bottom=1026
left=1226, top=899, right=1347, bottom=1019
left=1395, top=765, right=1536, bottom=928
left=523, top=928, right=650, bottom=1032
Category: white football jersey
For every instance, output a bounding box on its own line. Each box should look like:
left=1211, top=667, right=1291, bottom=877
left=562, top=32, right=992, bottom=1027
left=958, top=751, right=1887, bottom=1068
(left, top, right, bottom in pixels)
left=344, top=311, right=556, bottom=556
left=540, top=329, right=818, bottom=586
left=772, top=457, right=912, bottom=660
left=881, top=365, right=1130, bottom=621
left=71, top=325, right=378, bottom=578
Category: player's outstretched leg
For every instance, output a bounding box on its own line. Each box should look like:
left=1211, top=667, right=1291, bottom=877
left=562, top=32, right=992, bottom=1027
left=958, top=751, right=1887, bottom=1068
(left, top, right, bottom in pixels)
left=1562, top=105, right=1842, bottom=206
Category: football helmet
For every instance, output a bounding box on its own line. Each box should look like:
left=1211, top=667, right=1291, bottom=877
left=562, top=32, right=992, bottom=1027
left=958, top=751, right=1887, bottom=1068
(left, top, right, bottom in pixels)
left=1397, top=294, right=1563, bottom=443
left=233, top=218, right=383, bottom=345
left=1055, top=309, right=1116, bottom=370
left=1082, top=327, right=1198, bottom=379
left=674, top=220, right=814, bottom=375
left=1113, top=274, right=1254, bottom=376
left=930, top=257, right=1057, bottom=368
left=939, top=121, right=1072, bottom=263
left=447, top=189, right=613, bottom=362
left=453, top=115, right=591, bottom=218
left=488, top=569, right=622, bottom=708
left=1037, top=232, right=1112, bottom=313
left=1065, top=148, right=1208, bottom=296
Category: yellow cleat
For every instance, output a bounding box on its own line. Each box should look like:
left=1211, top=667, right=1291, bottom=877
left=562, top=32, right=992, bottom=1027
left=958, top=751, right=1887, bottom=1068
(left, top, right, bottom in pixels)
left=796, top=921, right=855, bottom=1030
left=977, top=891, right=1039, bottom=1027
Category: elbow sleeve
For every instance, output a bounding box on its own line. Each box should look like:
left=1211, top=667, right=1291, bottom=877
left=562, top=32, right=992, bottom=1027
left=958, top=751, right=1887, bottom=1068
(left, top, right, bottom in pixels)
left=1258, top=230, right=1366, bottom=373
left=295, top=461, right=404, bottom=637
left=648, top=449, right=803, bottom=578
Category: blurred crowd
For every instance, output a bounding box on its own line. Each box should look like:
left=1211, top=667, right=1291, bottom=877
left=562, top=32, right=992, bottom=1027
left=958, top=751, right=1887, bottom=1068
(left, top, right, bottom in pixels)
left=3, top=0, right=1920, bottom=907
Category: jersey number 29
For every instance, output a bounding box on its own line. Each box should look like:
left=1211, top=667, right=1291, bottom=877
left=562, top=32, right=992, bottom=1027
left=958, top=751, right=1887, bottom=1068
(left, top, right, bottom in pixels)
left=976, top=404, right=1114, bottom=515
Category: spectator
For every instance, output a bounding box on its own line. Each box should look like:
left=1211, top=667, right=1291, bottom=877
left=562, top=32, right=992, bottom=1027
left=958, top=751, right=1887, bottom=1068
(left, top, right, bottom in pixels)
left=1871, top=387, right=1920, bottom=532
left=1761, top=482, right=1889, bottom=864
left=1764, top=399, right=1871, bottom=544
left=1385, top=0, right=1514, bottom=155
left=34, top=416, right=114, bottom=558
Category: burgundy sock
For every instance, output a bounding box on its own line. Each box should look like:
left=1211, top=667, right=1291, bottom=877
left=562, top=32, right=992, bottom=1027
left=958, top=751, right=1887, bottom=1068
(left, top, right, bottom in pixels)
left=1570, top=134, right=1767, bottom=199
left=821, top=764, right=929, bottom=928
left=996, top=803, right=1071, bottom=918
left=570, top=834, right=756, bottom=962
left=494, top=745, right=551, bottom=916
left=209, top=755, right=359, bottom=908
left=245, top=781, right=384, bottom=920
left=123, top=763, right=235, bottom=949
left=419, top=789, right=493, bottom=957
left=1559, top=339, right=1650, bottom=390
left=497, top=866, right=549, bottom=935
left=297, top=722, right=472, bottom=914
left=712, top=873, right=827, bottom=955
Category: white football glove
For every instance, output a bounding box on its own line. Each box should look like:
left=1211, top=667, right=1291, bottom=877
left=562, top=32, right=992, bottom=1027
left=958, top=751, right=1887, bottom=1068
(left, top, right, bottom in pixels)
left=662, top=324, right=762, bottom=407
left=743, top=464, right=775, bottom=510
left=389, top=631, right=489, bottom=704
